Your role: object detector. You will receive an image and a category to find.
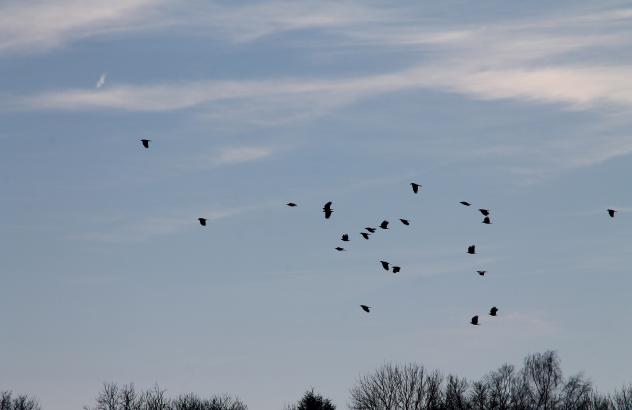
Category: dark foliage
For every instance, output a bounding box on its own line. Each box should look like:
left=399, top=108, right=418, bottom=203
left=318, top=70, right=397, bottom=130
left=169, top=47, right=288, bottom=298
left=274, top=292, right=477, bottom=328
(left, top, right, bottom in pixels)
left=284, top=389, right=335, bottom=410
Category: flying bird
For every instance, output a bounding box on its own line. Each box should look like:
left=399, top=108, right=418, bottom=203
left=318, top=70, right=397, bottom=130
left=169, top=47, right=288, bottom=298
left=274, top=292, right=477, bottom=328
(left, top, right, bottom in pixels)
left=608, top=209, right=616, bottom=218
left=460, top=201, right=471, bottom=206
left=479, top=209, right=490, bottom=216
left=471, top=315, right=480, bottom=325
left=411, top=182, right=421, bottom=194
left=361, top=232, right=370, bottom=240
left=360, top=305, right=371, bottom=313
left=400, top=219, right=410, bottom=226
left=482, top=216, right=492, bottom=224
left=365, top=227, right=376, bottom=233
left=380, top=261, right=390, bottom=271
left=341, top=234, right=349, bottom=242
left=335, top=247, right=345, bottom=251
left=323, top=202, right=333, bottom=219
left=287, top=202, right=297, bottom=207
left=477, top=270, right=486, bottom=276
left=489, top=307, right=499, bottom=316
left=141, top=139, right=151, bottom=149
left=392, top=266, right=401, bottom=274
left=467, top=245, right=476, bottom=254
left=198, top=218, right=207, bottom=226
left=379, top=220, right=389, bottom=229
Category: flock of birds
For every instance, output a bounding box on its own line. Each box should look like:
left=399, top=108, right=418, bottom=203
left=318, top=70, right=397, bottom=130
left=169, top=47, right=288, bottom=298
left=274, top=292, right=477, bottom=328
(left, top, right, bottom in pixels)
left=293, top=181, right=499, bottom=326
left=139, top=139, right=621, bottom=326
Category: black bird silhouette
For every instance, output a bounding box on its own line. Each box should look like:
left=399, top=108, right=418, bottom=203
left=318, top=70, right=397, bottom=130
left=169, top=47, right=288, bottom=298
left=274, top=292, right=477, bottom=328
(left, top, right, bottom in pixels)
left=467, top=245, right=476, bottom=254
left=400, top=218, right=410, bottom=226
left=477, top=270, right=486, bottom=276
left=287, top=202, right=297, bottom=207
left=482, top=216, right=492, bottom=224
left=361, top=232, right=370, bottom=240
left=479, top=209, right=490, bottom=216
left=411, top=182, right=421, bottom=193
left=608, top=209, right=616, bottom=218
left=335, top=247, right=345, bottom=251
left=471, top=315, right=480, bottom=325
left=380, top=261, right=390, bottom=270
left=379, top=220, right=389, bottom=229
left=198, top=218, right=207, bottom=226
left=323, top=202, right=333, bottom=219
left=460, top=201, right=471, bottom=206
left=141, top=139, right=151, bottom=149
left=366, top=227, right=376, bottom=233
left=360, top=305, right=371, bottom=313
left=341, top=233, right=349, bottom=242
left=392, top=266, right=401, bottom=274
left=490, top=307, right=499, bottom=316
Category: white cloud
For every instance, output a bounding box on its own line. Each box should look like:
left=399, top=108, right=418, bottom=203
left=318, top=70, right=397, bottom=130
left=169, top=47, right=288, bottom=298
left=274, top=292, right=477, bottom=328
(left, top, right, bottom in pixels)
left=68, top=204, right=267, bottom=243
left=19, top=63, right=632, bottom=114
left=0, top=0, right=390, bottom=54
left=214, top=147, right=272, bottom=165
left=191, top=0, right=392, bottom=43
left=10, top=2, right=632, bottom=177
left=0, top=0, right=168, bottom=54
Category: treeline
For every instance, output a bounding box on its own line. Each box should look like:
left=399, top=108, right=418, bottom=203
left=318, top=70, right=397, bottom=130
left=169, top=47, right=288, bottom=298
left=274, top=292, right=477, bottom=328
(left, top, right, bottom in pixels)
left=1, top=391, right=40, bottom=410
left=82, top=383, right=247, bottom=410
left=349, top=351, right=632, bottom=410
left=3, top=350, right=632, bottom=409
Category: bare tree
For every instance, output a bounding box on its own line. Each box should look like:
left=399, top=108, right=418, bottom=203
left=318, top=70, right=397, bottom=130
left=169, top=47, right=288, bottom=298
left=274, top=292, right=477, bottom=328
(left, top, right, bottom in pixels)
left=350, top=364, right=399, bottom=410
left=350, top=363, right=441, bottom=410
left=423, top=371, right=444, bottom=410
left=141, top=384, right=168, bottom=410
left=0, top=391, right=41, bottom=410
left=523, top=351, right=563, bottom=409
left=84, top=383, right=248, bottom=410
left=201, top=395, right=247, bottom=410
left=444, top=375, right=468, bottom=410
left=94, top=383, right=121, bottom=410
left=0, top=392, right=12, bottom=410
left=507, top=370, right=532, bottom=410
left=611, top=385, right=632, bottom=410
left=559, top=374, right=592, bottom=410
left=590, top=393, right=613, bottom=410
left=394, top=364, right=427, bottom=409
left=120, top=384, right=142, bottom=410
left=172, top=393, right=247, bottom=410
left=486, top=364, right=515, bottom=410
left=469, top=381, right=488, bottom=410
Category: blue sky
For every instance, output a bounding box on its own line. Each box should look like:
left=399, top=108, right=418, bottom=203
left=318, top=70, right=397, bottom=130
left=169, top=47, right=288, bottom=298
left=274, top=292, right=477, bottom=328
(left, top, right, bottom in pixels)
left=1, top=1, right=632, bottom=409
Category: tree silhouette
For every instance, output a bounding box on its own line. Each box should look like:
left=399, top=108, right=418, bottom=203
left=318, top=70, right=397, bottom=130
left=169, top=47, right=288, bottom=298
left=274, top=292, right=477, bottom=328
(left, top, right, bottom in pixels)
left=0, top=391, right=41, bottom=410
left=83, top=384, right=246, bottom=410
left=348, top=351, right=632, bottom=410
left=284, top=389, right=335, bottom=410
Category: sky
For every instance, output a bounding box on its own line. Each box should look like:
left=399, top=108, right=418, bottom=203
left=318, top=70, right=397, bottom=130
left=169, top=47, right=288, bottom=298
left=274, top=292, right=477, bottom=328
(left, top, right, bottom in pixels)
left=1, top=1, right=632, bottom=409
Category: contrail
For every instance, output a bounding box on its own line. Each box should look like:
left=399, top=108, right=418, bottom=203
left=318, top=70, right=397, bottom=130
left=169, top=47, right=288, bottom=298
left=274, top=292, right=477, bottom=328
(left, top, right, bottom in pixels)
left=96, top=72, right=107, bottom=89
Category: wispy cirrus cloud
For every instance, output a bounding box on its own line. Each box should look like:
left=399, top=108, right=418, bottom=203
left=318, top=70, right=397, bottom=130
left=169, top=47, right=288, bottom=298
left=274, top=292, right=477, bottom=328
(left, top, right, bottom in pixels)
left=68, top=203, right=271, bottom=243
left=19, top=62, right=632, bottom=116
left=183, top=146, right=276, bottom=171
left=0, top=0, right=391, bottom=54
left=214, top=147, right=273, bottom=165
left=10, top=2, right=632, bottom=178
left=0, top=0, right=169, bottom=54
